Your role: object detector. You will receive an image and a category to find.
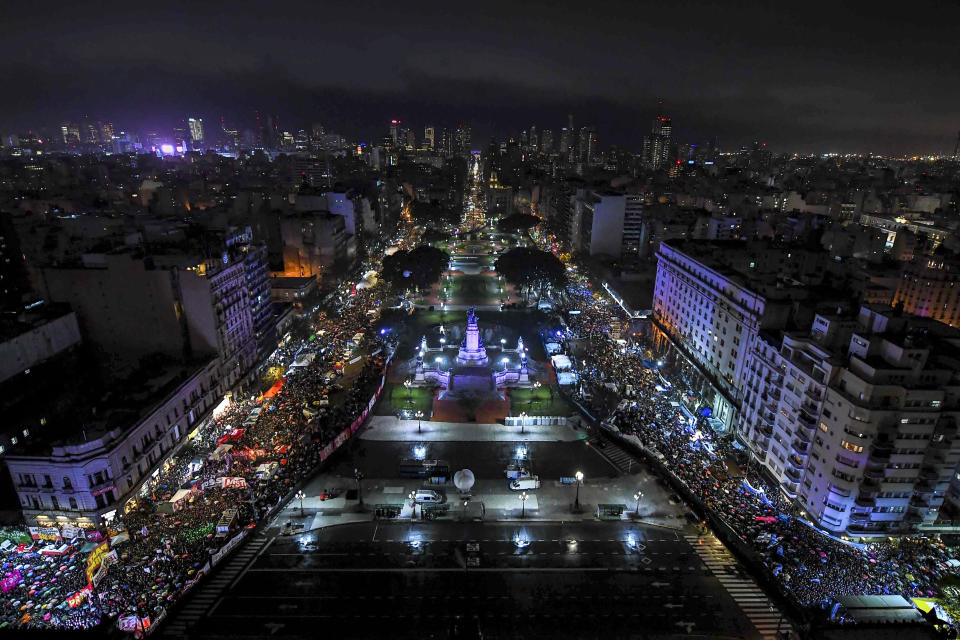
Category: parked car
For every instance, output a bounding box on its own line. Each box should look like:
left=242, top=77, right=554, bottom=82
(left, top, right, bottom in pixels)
left=509, top=476, right=541, bottom=491
left=412, top=489, right=445, bottom=504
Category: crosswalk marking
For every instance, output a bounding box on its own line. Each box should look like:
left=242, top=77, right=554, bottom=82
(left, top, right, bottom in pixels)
left=684, top=534, right=793, bottom=640
left=157, top=535, right=271, bottom=638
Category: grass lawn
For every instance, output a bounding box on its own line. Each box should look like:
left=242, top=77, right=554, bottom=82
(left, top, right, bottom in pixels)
left=508, top=385, right=571, bottom=417
left=376, top=382, right=436, bottom=416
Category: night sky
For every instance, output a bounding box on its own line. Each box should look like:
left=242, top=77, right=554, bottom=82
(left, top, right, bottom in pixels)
left=2, top=0, right=958, bottom=154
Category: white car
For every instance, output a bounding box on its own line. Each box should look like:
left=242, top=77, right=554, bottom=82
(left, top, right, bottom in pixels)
left=412, top=489, right=444, bottom=504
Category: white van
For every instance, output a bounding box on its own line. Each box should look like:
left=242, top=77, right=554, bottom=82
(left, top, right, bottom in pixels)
left=412, top=489, right=444, bottom=504
left=510, top=476, right=541, bottom=491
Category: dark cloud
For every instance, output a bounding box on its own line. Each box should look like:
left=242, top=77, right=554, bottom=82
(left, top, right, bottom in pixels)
left=1, top=0, right=958, bottom=154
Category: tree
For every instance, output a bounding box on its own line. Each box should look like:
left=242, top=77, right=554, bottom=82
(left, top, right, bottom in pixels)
left=495, top=247, right=567, bottom=302
left=497, top=213, right=540, bottom=233
left=381, top=245, right=450, bottom=292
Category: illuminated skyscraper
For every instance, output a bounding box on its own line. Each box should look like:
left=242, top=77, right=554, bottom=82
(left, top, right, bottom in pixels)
left=643, top=101, right=672, bottom=169
left=455, top=124, right=471, bottom=157
left=389, top=120, right=401, bottom=146
left=541, top=128, right=553, bottom=154
left=188, top=117, right=204, bottom=147
left=60, top=122, right=80, bottom=146
left=423, top=125, right=435, bottom=150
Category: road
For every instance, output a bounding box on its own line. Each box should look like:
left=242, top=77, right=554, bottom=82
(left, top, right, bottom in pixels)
left=181, top=521, right=777, bottom=639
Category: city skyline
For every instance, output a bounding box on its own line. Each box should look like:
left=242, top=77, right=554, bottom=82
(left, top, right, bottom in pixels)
left=1, top=0, right=959, bottom=155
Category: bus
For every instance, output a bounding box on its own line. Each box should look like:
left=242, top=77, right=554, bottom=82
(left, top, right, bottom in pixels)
left=398, top=459, right=451, bottom=480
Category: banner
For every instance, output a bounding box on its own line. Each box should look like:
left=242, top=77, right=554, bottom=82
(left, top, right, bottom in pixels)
left=61, top=525, right=81, bottom=541
left=236, top=448, right=266, bottom=461
left=67, top=584, right=92, bottom=608
left=85, top=529, right=104, bottom=542
left=33, top=526, right=60, bottom=542
left=1, top=570, right=21, bottom=594
left=85, top=540, right=110, bottom=582
left=219, top=477, right=247, bottom=489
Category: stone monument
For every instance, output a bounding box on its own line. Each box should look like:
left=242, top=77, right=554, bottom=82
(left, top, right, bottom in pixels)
left=456, top=307, right=489, bottom=366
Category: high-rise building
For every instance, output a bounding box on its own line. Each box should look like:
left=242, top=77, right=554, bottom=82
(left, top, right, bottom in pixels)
left=389, top=120, right=401, bottom=147
left=893, top=253, right=960, bottom=327
left=741, top=305, right=960, bottom=535
left=578, top=126, right=597, bottom=166
left=559, top=127, right=571, bottom=159
left=541, top=129, right=554, bottom=154
left=34, top=229, right=274, bottom=390
left=529, top=125, right=538, bottom=153
left=423, top=126, right=435, bottom=150
left=644, top=102, right=672, bottom=169
left=0, top=212, right=32, bottom=314
left=187, top=117, right=204, bottom=147
left=572, top=191, right=625, bottom=258
left=60, top=122, right=80, bottom=146
left=98, top=121, right=115, bottom=144
left=455, top=124, right=472, bottom=157
left=652, top=240, right=821, bottom=428
left=621, top=195, right=645, bottom=258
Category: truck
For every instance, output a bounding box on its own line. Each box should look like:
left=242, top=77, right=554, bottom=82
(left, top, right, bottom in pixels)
left=509, top=476, right=541, bottom=491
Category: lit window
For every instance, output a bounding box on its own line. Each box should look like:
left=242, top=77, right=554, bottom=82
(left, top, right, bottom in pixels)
left=840, top=440, right=863, bottom=454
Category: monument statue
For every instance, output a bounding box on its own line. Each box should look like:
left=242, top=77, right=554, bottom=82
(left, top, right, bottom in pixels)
left=457, top=306, right=489, bottom=366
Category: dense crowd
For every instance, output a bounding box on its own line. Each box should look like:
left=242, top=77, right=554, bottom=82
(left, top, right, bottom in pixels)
left=557, top=273, right=960, bottom=620
left=0, top=283, right=391, bottom=633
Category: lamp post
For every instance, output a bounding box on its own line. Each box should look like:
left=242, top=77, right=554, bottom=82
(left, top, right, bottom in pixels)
left=296, top=490, right=305, bottom=517
left=415, top=410, right=424, bottom=435
left=519, top=491, right=528, bottom=518
left=409, top=491, right=418, bottom=520
left=354, top=468, right=364, bottom=507
left=574, top=471, right=584, bottom=512
left=403, top=378, right=412, bottom=408
left=634, top=491, right=644, bottom=516
left=519, top=411, right=527, bottom=435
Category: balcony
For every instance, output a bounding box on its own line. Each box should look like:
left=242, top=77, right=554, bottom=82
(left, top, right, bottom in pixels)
left=791, top=441, right=810, bottom=457
left=864, top=468, right=885, bottom=481
left=868, top=441, right=893, bottom=463
left=910, top=495, right=930, bottom=508
left=920, top=467, right=940, bottom=481
left=828, top=483, right=853, bottom=499
left=849, top=511, right=871, bottom=523
left=758, top=423, right=774, bottom=438
left=788, top=455, right=805, bottom=470
left=797, top=411, right=817, bottom=428
left=855, top=494, right=876, bottom=508
left=785, top=466, right=803, bottom=482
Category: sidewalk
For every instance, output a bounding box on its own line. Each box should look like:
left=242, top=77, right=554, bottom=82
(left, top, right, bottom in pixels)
left=360, top=416, right=583, bottom=442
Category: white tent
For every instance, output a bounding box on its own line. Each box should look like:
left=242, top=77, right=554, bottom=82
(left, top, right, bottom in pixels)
left=550, top=354, right=572, bottom=370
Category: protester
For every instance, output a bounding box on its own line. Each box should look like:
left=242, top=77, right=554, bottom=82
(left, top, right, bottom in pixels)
left=0, top=280, right=393, bottom=632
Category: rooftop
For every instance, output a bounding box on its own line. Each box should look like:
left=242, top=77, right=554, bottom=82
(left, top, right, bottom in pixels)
left=2, top=350, right=216, bottom=456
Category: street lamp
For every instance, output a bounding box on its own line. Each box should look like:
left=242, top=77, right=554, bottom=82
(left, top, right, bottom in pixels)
left=634, top=491, right=644, bottom=516
left=295, top=490, right=306, bottom=516
left=409, top=491, right=418, bottom=520
left=354, top=468, right=364, bottom=507
left=519, top=491, right=528, bottom=518
left=416, top=410, right=424, bottom=434
left=501, top=357, right=509, bottom=371
left=519, top=411, right=527, bottom=435
left=574, top=471, right=584, bottom=512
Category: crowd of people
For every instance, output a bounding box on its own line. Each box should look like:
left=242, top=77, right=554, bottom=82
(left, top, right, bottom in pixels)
left=0, top=282, right=392, bottom=633
left=555, top=271, right=960, bottom=621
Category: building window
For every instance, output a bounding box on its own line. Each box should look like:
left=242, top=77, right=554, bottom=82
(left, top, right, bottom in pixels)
left=840, top=440, right=864, bottom=454
left=69, top=498, right=78, bottom=510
